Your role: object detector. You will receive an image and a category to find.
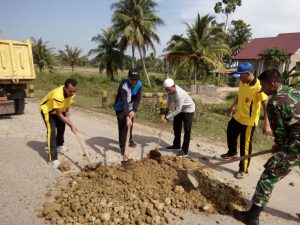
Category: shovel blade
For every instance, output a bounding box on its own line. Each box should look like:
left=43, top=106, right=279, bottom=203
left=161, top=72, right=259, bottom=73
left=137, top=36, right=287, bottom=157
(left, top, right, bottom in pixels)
left=187, top=170, right=199, bottom=188
left=121, top=158, right=135, bottom=170
left=148, top=150, right=161, bottom=162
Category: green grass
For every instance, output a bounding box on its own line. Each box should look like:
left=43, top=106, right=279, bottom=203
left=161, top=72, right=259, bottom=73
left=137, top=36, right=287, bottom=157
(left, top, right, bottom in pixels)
left=33, top=71, right=273, bottom=151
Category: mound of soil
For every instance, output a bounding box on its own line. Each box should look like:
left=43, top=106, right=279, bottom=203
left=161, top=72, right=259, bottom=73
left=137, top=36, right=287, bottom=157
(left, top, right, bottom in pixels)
left=41, top=156, right=247, bottom=224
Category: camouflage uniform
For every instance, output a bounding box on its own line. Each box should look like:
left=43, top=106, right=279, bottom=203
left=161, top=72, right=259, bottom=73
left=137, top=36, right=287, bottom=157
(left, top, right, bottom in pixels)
left=252, top=86, right=300, bottom=207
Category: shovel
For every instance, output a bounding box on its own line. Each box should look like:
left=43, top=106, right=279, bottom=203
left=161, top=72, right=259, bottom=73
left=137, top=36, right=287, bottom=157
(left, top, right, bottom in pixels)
left=148, top=125, right=163, bottom=162
left=75, top=132, right=102, bottom=170
left=186, top=149, right=273, bottom=188
left=75, top=132, right=92, bottom=165
left=121, top=122, right=135, bottom=169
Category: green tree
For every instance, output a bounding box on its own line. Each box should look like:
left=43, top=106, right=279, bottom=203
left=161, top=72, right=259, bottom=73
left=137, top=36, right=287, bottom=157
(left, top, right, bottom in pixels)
left=165, top=14, right=231, bottom=84
left=226, top=19, right=252, bottom=66
left=260, top=48, right=290, bottom=70
left=89, top=28, right=126, bottom=81
left=58, top=45, right=83, bottom=74
left=31, top=38, right=54, bottom=72
left=260, top=48, right=300, bottom=86
left=214, top=0, right=242, bottom=31
left=111, top=0, right=165, bottom=87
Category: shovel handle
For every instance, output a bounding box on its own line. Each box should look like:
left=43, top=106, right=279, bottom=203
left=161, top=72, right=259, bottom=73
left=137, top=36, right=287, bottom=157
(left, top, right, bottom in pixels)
left=191, top=149, right=273, bottom=171
left=155, top=126, right=163, bottom=150
left=123, top=122, right=131, bottom=160
left=75, top=132, right=92, bottom=165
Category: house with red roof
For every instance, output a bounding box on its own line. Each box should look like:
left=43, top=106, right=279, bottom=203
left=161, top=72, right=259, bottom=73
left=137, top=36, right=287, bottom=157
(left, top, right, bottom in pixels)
left=234, top=32, right=300, bottom=75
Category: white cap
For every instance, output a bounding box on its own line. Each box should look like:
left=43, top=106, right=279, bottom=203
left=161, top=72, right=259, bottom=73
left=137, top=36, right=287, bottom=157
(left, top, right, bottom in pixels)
left=163, top=78, right=175, bottom=88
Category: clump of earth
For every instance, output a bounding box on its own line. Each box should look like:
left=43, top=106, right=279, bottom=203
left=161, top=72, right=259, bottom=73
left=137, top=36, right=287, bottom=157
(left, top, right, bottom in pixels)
left=58, top=161, right=71, bottom=172
left=40, top=156, right=247, bottom=224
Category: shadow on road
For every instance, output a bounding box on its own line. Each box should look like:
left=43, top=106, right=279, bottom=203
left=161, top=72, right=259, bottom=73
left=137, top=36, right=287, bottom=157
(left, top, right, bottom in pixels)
left=26, top=140, right=83, bottom=171
left=133, top=134, right=173, bottom=159
left=26, top=140, right=48, bottom=162
left=264, top=206, right=300, bottom=224
left=85, top=136, right=120, bottom=166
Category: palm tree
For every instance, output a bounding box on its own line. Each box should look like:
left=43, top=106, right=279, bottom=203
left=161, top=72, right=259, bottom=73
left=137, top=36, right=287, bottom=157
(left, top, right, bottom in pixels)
left=164, top=14, right=231, bottom=84
left=31, top=38, right=54, bottom=72
left=58, top=45, right=83, bottom=74
left=111, top=0, right=165, bottom=87
left=89, top=28, right=126, bottom=81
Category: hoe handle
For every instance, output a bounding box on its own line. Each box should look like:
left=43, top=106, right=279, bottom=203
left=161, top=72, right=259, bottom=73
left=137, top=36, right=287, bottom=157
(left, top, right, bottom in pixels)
left=193, top=149, right=273, bottom=171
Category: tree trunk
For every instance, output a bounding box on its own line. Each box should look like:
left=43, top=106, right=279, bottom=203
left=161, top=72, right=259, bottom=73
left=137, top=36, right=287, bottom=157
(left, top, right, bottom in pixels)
left=224, top=13, right=229, bottom=32
left=164, top=58, right=169, bottom=80
left=138, top=47, right=151, bottom=87
left=71, top=65, right=74, bottom=74
left=132, top=46, right=135, bottom=69
left=111, top=69, right=114, bottom=81
left=194, top=64, right=197, bottom=85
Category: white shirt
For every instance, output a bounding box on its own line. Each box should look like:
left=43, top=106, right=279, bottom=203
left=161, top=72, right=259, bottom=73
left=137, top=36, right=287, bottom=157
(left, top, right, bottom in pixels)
left=166, top=85, right=195, bottom=120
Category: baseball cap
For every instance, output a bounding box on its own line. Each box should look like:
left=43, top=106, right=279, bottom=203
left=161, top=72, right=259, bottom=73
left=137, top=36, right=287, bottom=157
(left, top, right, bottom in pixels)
left=128, top=69, right=140, bottom=80
left=163, top=78, right=175, bottom=88
left=233, top=62, right=253, bottom=78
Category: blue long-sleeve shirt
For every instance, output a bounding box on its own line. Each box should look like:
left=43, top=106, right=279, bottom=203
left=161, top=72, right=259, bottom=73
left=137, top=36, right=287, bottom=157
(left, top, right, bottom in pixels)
left=114, top=79, right=142, bottom=116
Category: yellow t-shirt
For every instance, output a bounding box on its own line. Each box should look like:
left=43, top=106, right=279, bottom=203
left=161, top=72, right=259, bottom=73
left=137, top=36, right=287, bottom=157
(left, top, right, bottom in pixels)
left=40, top=85, right=74, bottom=114
left=233, top=79, right=267, bottom=126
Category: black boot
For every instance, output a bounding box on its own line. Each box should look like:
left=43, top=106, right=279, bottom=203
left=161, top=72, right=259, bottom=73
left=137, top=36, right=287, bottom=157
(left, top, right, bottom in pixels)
left=233, top=204, right=263, bottom=225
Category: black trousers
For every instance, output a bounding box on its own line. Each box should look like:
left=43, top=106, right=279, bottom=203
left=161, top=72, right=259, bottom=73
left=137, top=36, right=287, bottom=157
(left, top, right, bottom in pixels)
left=41, top=112, right=65, bottom=161
left=227, top=118, right=256, bottom=173
left=173, top=112, right=194, bottom=154
left=116, top=111, right=134, bottom=153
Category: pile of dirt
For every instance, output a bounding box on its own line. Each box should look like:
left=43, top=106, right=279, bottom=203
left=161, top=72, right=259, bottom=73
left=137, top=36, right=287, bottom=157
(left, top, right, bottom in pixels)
left=40, top=156, right=247, bottom=224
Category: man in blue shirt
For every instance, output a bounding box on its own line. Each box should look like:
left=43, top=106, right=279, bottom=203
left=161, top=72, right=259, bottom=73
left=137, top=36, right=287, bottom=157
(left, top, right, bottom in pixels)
left=114, top=69, right=142, bottom=155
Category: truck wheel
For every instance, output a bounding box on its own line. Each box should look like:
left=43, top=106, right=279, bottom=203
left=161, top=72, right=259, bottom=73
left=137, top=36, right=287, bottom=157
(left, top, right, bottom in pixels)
left=14, top=99, right=25, bottom=115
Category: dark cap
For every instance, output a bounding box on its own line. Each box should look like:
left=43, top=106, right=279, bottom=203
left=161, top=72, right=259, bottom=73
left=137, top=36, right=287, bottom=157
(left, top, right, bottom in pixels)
left=128, top=69, right=140, bottom=80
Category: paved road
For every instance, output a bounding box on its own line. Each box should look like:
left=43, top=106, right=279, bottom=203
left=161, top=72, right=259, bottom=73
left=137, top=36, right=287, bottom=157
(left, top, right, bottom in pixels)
left=0, top=100, right=299, bottom=225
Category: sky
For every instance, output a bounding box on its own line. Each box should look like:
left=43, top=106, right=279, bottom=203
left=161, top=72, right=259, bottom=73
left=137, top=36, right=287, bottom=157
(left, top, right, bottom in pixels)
left=1, top=0, right=300, bottom=57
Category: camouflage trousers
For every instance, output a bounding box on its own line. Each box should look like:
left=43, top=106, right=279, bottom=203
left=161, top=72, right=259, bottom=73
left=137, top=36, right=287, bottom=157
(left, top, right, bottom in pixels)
left=252, top=150, right=300, bottom=207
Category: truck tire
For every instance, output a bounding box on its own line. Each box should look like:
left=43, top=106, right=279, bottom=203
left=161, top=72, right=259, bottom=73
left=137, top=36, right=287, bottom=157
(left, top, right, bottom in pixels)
left=14, top=99, right=25, bottom=115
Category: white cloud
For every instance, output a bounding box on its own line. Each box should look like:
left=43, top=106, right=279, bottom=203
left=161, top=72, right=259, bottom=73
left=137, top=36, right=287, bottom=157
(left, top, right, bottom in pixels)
left=162, top=0, right=300, bottom=37
left=154, top=0, right=300, bottom=55
left=227, top=0, right=300, bottom=37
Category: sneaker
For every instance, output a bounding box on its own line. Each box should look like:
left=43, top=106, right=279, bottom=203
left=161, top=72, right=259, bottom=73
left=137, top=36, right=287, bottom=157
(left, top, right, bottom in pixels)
left=129, top=141, right=137, bottom=148
left=234, top=171, right=246, bottom=179
left=176, top=150, right=188, bottom=158
left=49, top=160, right=60, bottom=168
left=57, top=145, right=69, bottom=153
left=166, top=145, right=181, bottom=151
left=220, top=152, right=237, bottom=160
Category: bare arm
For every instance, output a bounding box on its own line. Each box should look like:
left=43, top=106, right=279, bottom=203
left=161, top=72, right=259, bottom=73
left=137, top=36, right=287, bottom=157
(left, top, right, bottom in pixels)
left=56, top=108, right=77, bottom=133
left=261, top=100, right=272, bottom=137
left=227, top=97, right=238, bottom=117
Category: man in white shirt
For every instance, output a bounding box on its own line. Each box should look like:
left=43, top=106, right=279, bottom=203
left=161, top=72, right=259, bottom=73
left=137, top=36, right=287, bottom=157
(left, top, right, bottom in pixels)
left=161, top=78, right=195, bottom=157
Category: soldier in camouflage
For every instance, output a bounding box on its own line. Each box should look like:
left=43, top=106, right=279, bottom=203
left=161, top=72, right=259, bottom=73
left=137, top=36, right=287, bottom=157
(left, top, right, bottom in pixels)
left=233, top=69, right=300, bottom=225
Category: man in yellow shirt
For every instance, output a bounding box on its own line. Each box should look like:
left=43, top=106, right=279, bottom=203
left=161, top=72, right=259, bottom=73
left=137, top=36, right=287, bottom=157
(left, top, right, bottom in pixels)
left=40, top=78, right=77, bottom=168
left=220, top=62, right=272, bottom=178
